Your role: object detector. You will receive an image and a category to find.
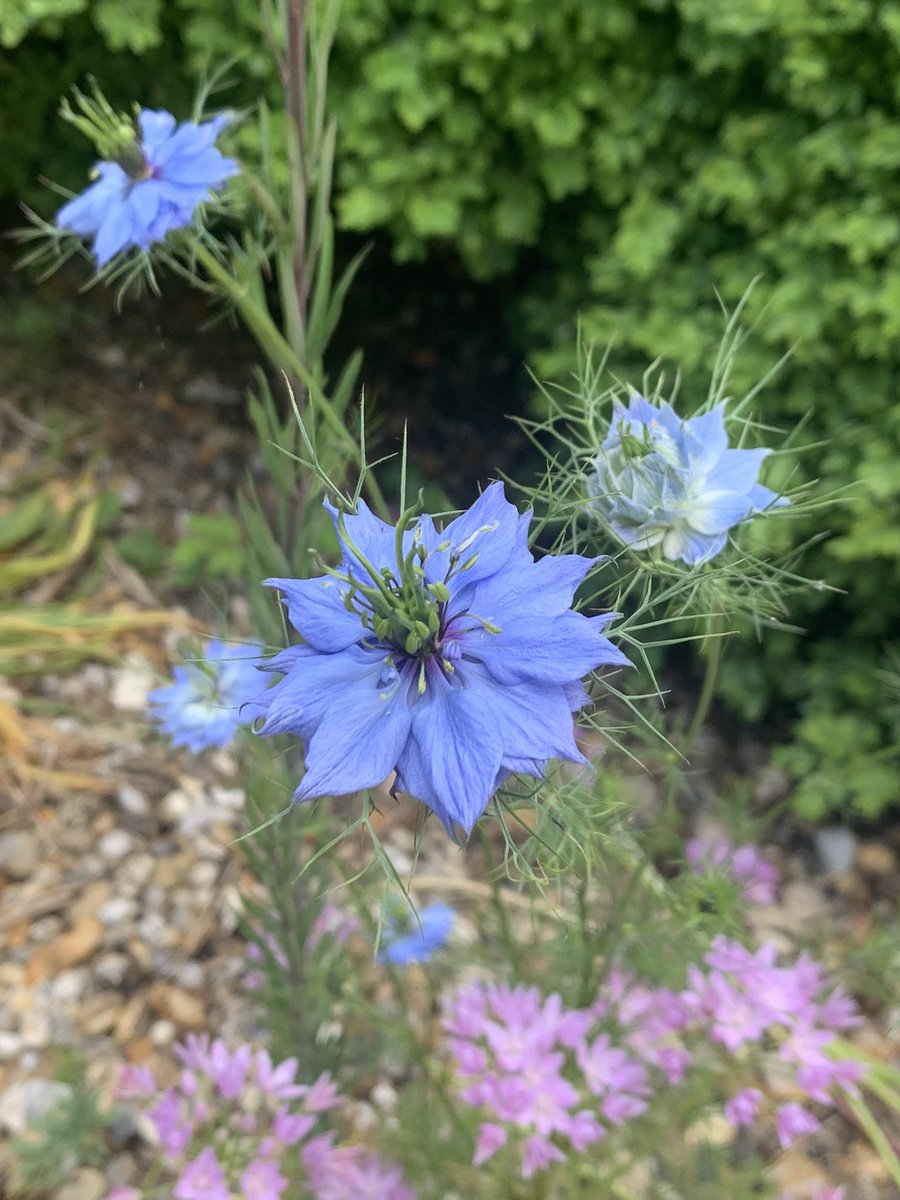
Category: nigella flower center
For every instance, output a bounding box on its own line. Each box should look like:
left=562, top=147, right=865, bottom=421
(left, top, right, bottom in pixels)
left=333, top=507, right=504, bottom=697
left=372, top=594, right=468, bottom=698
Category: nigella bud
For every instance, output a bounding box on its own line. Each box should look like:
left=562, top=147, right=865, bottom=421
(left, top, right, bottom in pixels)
left=587, top=394, right=787, bottom=567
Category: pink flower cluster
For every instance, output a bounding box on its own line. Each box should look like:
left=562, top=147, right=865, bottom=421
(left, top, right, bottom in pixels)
left=108, top=1037, right=414, bottom=1200
left=683, top=936, right=865, bottom=1147
left=302, top=1132, right=416, bottom=1200
left=685, top=835, right=780, bottom=905
left=443, top=979, right=687, bottom=1179
left=446, top=940, right=866, bottom=1178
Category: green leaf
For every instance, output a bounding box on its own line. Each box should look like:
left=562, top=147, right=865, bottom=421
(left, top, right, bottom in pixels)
left=116, top=528, right=166, bottom=576
left=171, top=513, right=244, bottom=587
left=92, top=0, right=162, bottom=51
left=338, top=187, right=395, bottom=230
left=407, top=192, right=461, bottom=237
left=0, top=0, right=85, bottom=47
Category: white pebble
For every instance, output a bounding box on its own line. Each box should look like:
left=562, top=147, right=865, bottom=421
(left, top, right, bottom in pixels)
left=119, top=853, right=155, bottom=891
left=208, top=785, right=244, bottom=811
left=21, top=1011, right=51, bottom=1048
left=149, top=1019, right=176, bottom=1046
left=98, top=898, right=138, bottom=925
left=50, top=970, right=88, bottom=1004
left=175, top=962, right=205, bottom=991
left=161, top=788, right=193, bottom=822
left=110, top=663, right=154, bottom=712
left=371, top=1081, right=398, bottom=1112
left=138, top=913, right=166, bottom=941
left=189, top=861, right=219, bottom=889
left=118, top=478, right=143, bottom=508
left=94, top=953, right=129, bottom=988
left=117, top=785, right=151, bottom=818
left=814, top=826, right=857, bottom=874
left=0, top=1032, right=24, bottom=1061
left=99, top=830, right=136, bottom=861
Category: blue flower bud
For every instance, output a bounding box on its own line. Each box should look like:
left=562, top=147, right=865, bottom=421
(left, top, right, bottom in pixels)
left=588, top=395, right=787, bottom=566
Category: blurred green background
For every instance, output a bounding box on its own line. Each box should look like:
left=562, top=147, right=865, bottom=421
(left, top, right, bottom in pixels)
left=4, top=0, right=899, bottom=821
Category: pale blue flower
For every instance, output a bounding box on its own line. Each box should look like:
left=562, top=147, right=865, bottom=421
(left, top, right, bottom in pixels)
left=588, top=395, right=786, bottom=565
left=256, top=483, right=629, bottom=838
left=149, top=640, right=265, bottom=753
left=58, top=109, right=237, bottom=266
left=377, top=902, right=455, bottom=965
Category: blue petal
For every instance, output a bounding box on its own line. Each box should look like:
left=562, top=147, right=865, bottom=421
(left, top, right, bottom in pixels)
left=93, top=201, right=136, bottom=265
left=564, top=680, right=592, bottom=711
left=293, top=662, right=414, bottom=800
left=256, top=643, right=387, bottom=739
left=424, top=482, right=523, bottom=587
left=324, top=499, right=397, bottom=582
left=161, top=146, right=238, bottom=187
left=662, top=526, right=726, bottom=564
left=257, top=644, right=312, bottom=675
left=148, top=640, right=265, bottom=753
left=150, top=120, right=211, bottom=166
left=57, top=165, right=125, bottom=236
left=138, top=109, right=177, bottom=154
left=397, top=674, right=505, bottom=836
left=378, top=902, right=454, bottom=964
left=683, top=406, right=728, bottom=473
left=456, top=551, right=599, bottom=622
left=464, top=611, right=629, bottom=686
left=685, top=491, right=754, bottom=536
left=147, top=202, right=195, bottom=241
left=620, top=395, right=659, bottom=429
left=265, top=576, right=361, bottom=651
left=128, top=180, right=161, bottom=230
left=704, top=446, right=769, bottom=495
left=496, top=756, right=548, bottom=781
left=607, top=519, right=668, bottom=551
left=748, top=482, right=788, bottom=511
left=462, top=664, right=585, bottom=764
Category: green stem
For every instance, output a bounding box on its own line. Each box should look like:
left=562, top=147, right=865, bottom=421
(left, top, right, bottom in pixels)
left=480, top=828, right=522, bottom=978
left=192, top=241, right=387, bottom=517
left=842, top=1093, right=900, bottom=1190
left=683, top=613, right=725, bottom=751
left=576, top=876, right=594, bottom=1006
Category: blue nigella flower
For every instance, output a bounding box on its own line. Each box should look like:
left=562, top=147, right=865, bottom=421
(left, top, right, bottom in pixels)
left=57, top=108, right=237, bottom=266
left=588, top=395, right=787, bottom=565
left=149, top=640, right=266, bottom=754
left=255, top=482, right=629, bottom=839
left=377, top=902, right=455, bottom=965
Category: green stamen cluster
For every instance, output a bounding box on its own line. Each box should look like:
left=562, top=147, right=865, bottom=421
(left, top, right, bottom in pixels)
left=616, top=417, right=657, bottom=462
left=335, top=508, right=461, bottom=657
left=327, top=508, right=501, bottom=695
left=60, top=84, right=148, bottom=179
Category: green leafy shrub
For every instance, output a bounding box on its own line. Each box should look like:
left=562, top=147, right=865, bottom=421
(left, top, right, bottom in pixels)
left=5, top=0, right=899, bottom=817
